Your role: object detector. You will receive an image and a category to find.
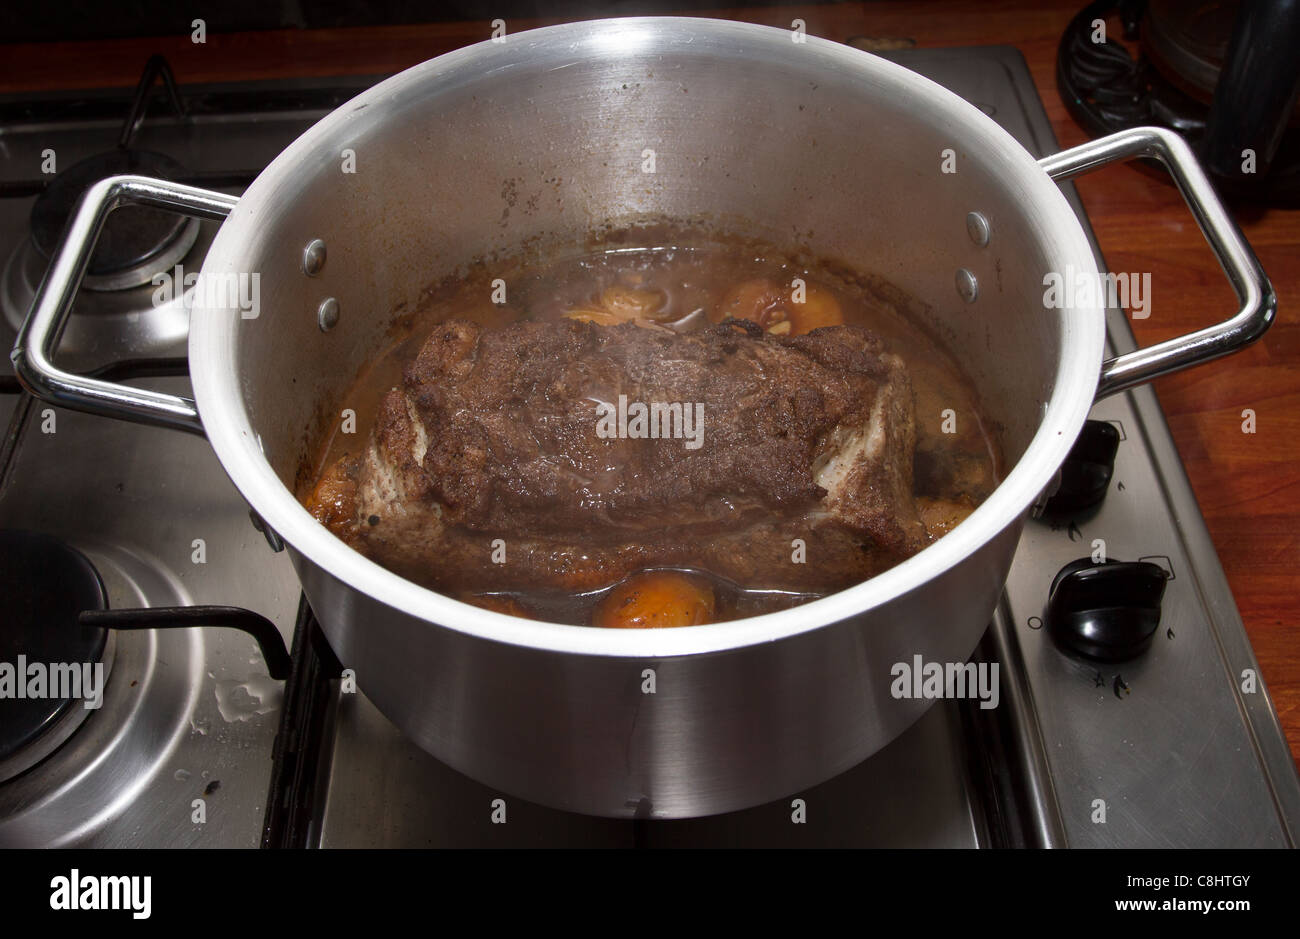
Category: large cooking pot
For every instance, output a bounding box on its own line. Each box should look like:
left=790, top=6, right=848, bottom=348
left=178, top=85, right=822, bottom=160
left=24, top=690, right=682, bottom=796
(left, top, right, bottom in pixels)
left=13, top=18, right=1273, bottom=817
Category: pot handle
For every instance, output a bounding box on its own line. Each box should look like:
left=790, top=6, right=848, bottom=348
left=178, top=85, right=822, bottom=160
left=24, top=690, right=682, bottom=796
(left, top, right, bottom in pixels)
left=1038, top=126, right=1276, bottom=399
left=9, top=174, right=238, bottom=435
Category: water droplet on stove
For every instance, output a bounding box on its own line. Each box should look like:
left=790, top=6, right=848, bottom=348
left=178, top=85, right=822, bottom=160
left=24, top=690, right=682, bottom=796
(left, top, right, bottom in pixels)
left=174, top=768, right=191, bottom=781
left=214, top=674, right=283, bottom=723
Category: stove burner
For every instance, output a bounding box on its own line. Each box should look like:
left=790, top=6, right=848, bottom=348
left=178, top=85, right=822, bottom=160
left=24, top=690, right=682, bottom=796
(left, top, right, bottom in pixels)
left=0, top=530, right=108, bottom=777
left=0, top=54, right=206, bottom=367
left=29, top=150, right=199, bottom=291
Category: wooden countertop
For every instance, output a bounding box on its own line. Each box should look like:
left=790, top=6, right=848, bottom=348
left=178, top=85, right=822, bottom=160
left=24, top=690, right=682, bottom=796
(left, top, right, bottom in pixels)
left=3, top=2, right=1297, bottom=770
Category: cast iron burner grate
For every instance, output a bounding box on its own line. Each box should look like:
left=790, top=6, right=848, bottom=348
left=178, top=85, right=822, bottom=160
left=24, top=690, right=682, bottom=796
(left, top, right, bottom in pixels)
left=27, top=55, right=199, bottom=290
left=30, top=149, right=197, bottom=290
left=0, top=55, right=206, bottom=367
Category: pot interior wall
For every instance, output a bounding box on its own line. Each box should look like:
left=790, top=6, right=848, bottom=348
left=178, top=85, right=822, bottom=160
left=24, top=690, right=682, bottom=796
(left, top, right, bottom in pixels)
left=224, top=25, right=1068, bottom=495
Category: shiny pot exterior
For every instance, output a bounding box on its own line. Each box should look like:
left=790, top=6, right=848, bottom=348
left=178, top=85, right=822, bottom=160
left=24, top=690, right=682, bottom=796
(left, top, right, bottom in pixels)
left=291, top=521, right=1022, bottom=816
left=50, top=18, right=1291, bottom=817
left=188, top=18, right=1108, bottom=817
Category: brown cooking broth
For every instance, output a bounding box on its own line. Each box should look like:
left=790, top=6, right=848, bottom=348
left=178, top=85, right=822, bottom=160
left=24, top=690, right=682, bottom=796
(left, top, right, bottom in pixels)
left=302, top=237, right=1001, bottom=625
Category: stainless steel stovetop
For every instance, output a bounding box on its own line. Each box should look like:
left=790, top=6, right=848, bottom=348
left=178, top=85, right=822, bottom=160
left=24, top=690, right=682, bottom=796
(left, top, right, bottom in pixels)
left=0, top=44, right=1296, bottom=848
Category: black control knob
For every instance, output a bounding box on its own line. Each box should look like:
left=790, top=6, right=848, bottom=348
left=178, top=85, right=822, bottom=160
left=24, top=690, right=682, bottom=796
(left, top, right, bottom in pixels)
left=1044, top=420, right=1120, bottom=514
left=1047, top=558, right=1168, bottom=661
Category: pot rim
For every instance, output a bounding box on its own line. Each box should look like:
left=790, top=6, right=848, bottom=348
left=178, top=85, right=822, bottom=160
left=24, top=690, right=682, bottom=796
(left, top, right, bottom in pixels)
left=190, top=16, right=1106, bottom=658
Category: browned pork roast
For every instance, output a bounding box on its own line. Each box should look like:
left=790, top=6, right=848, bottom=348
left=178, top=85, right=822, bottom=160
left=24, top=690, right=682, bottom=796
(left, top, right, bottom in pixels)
left=307, top=317, right=934, bottom=596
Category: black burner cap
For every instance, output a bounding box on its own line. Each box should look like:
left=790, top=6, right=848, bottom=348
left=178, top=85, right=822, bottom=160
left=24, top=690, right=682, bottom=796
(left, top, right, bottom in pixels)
left=0, top=530, right=108, bottom=763
left=29, top=149, right=191, bottom=281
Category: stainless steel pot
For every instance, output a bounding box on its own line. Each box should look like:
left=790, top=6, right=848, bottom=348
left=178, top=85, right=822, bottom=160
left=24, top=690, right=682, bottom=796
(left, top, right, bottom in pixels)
left=13, top=18, right=1273, bottom=817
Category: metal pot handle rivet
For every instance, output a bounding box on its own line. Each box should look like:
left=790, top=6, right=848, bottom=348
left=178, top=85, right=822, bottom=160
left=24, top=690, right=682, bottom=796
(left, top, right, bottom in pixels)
left=317, top=297, right=340, bottom=332
left=955, top=268, right=979, bottom=303
left=302, top=238, right=327, bottom=276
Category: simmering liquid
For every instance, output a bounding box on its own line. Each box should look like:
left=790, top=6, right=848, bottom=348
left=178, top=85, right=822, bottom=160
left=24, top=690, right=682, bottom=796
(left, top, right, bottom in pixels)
left=303, top=235, right=1001, bottom=626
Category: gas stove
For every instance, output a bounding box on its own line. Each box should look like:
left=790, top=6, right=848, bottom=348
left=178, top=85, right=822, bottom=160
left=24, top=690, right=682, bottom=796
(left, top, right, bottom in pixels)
left=1, top=43, right=1296, bottom=849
